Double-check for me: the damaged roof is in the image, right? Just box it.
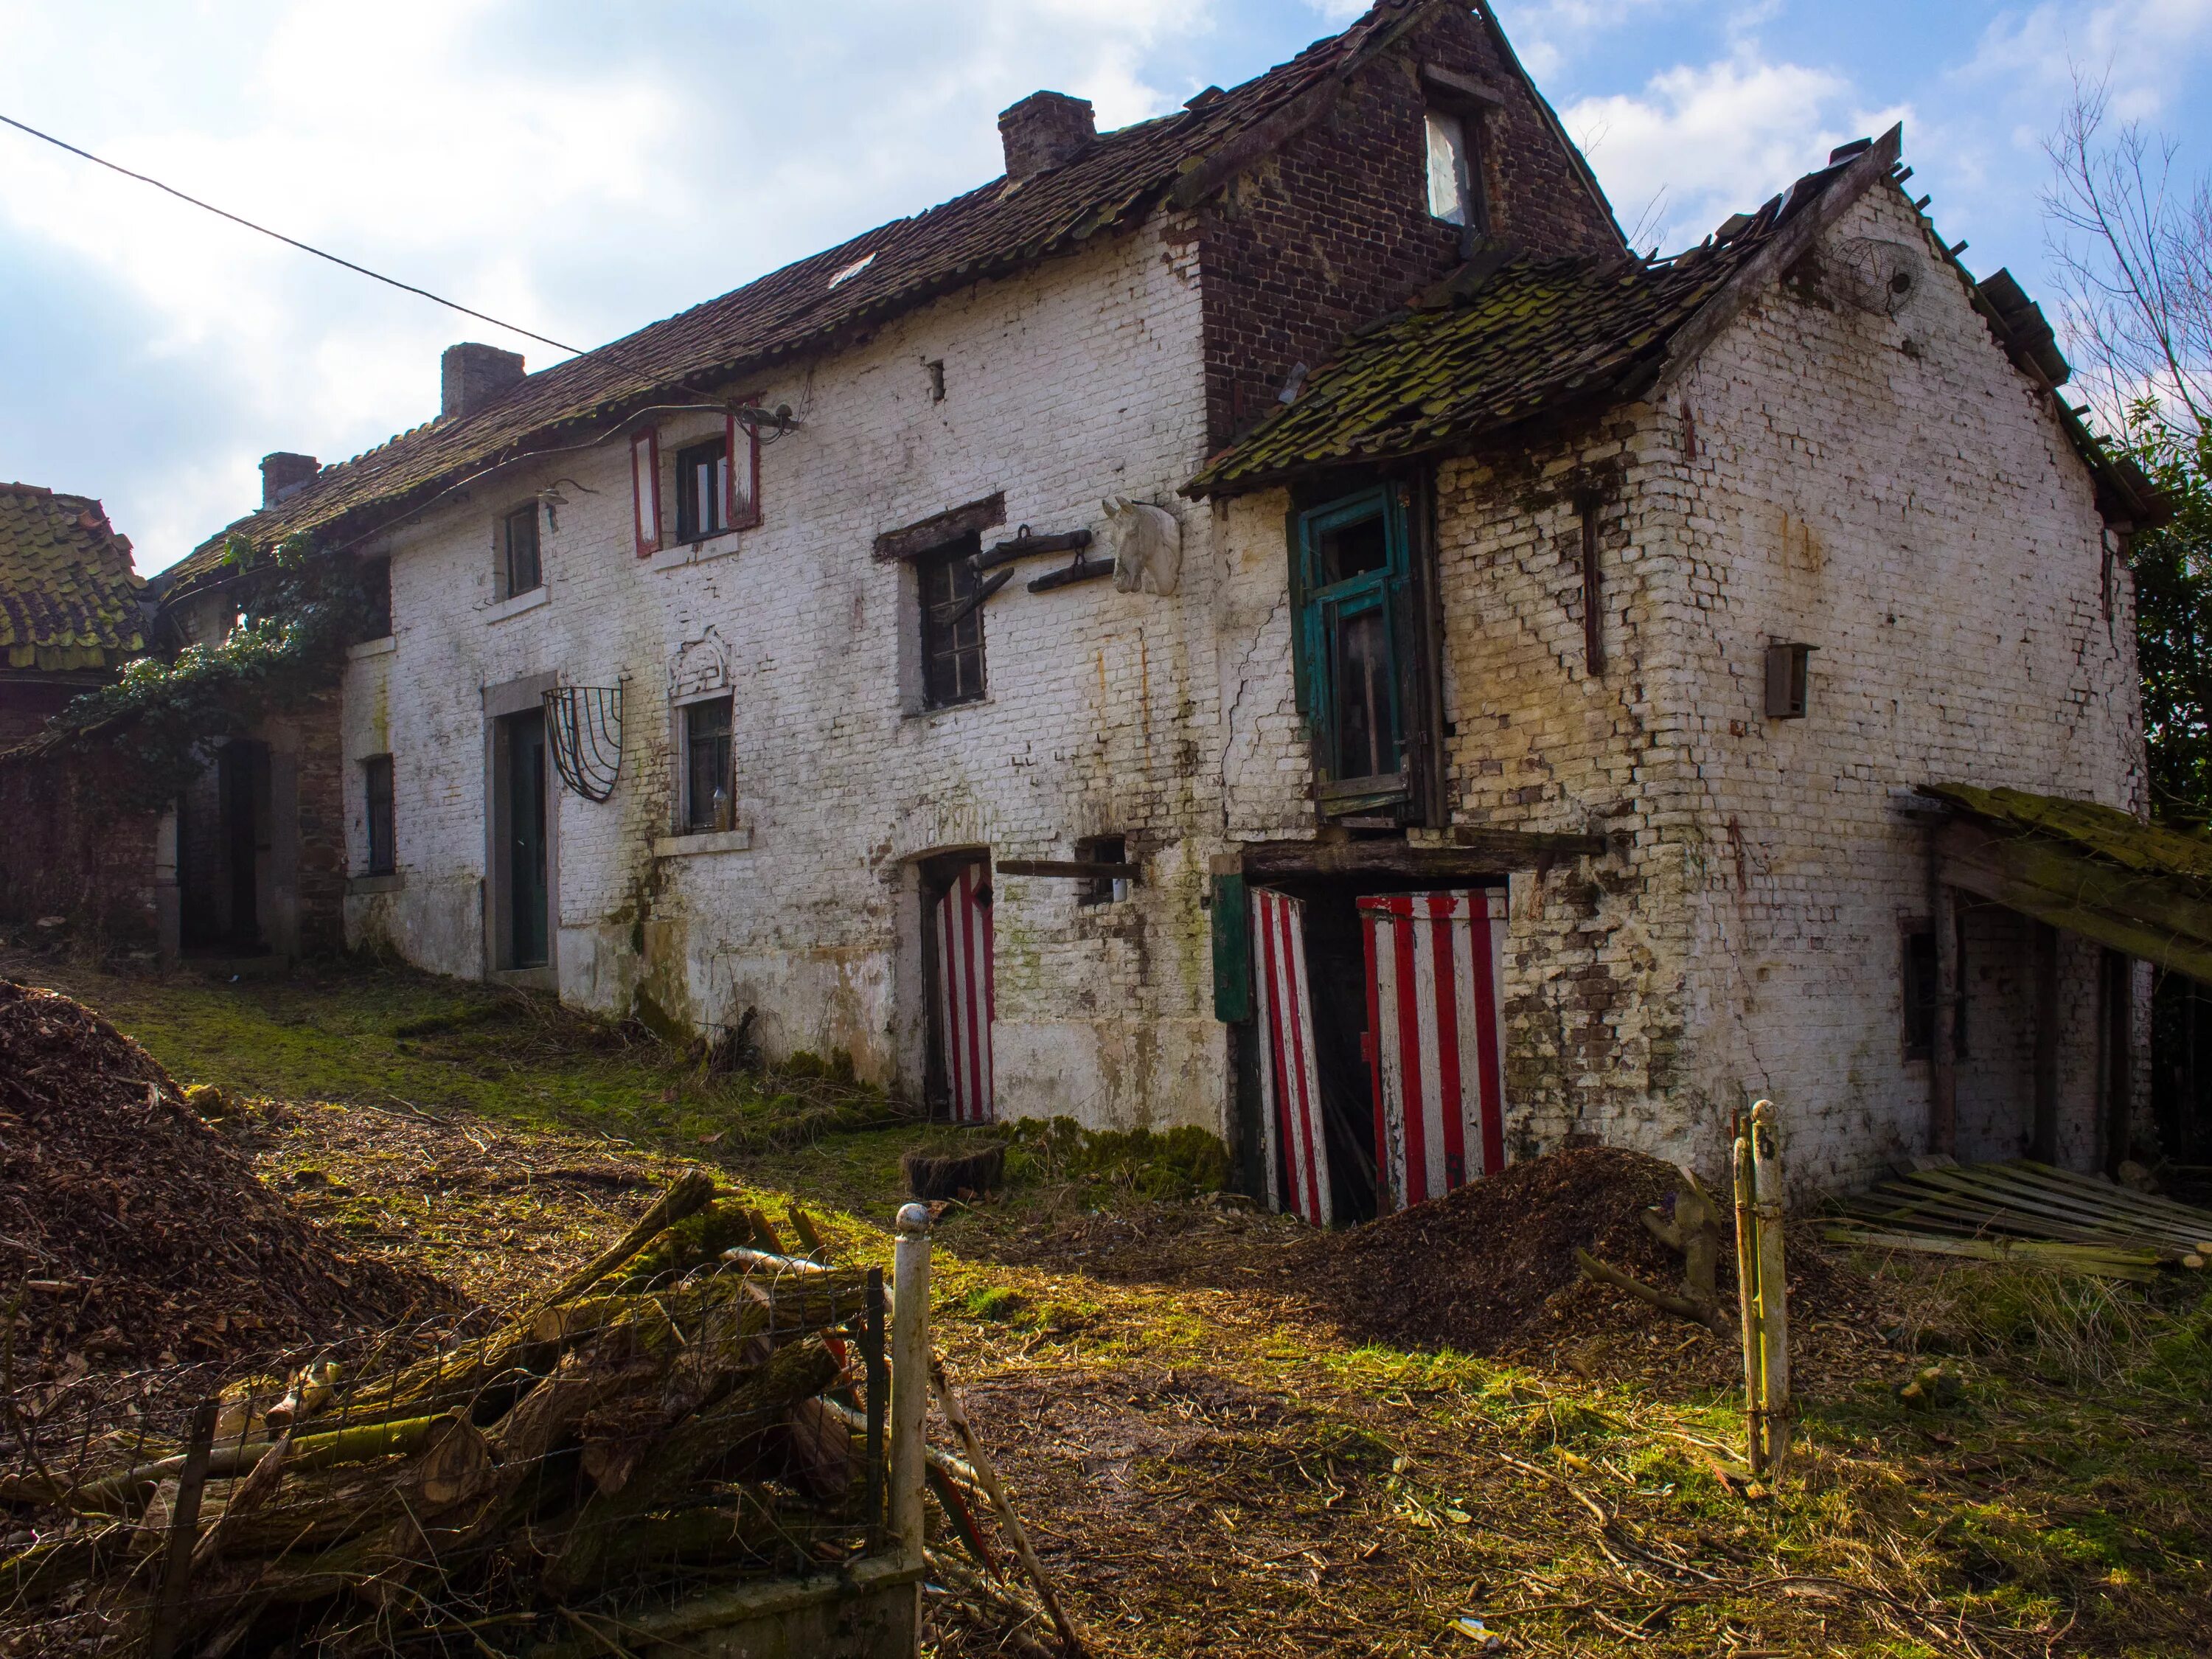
[0,484,146,675]
[1924,783,2212,982]
[1186,129,2163,525]
[162,0,1463,599]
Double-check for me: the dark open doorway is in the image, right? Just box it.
[179,737,269,954]
[498,709,550,970]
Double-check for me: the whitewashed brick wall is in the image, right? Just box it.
[340,218,1293,1132]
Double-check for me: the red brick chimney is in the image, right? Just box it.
[998,91,1096,181]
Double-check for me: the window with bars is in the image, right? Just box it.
[683,696,734,832]
[501,505,541,597]
[363,754,396,876]
[919,544,987,709]
[675,438,729,543]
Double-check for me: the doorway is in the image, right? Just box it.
[179,738,269,953]
[919,852,993,1122]
[497,709,550,970]
[1247,880,1507,1224]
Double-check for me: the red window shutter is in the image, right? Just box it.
[630,428,661,557]
[726,408,762,531]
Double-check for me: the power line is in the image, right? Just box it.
[0,111,581,356]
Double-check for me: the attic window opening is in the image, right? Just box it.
[1764,641,1814,720]
[1425,108,1481,230]
[830,251,877,289]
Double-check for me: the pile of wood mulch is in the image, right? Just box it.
[1282,1147,1691,1354]
[0,979,456,1382]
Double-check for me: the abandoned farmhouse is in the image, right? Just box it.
[5,0,2193,1219]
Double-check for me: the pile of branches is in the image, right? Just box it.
[1,1174,883,1657]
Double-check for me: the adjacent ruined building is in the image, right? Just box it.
[126,0,2175,1210]
[0,483,156,942]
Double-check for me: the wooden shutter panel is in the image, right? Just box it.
[726,409,762,531]
[630,428,661,557]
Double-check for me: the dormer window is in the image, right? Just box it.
[1425,108,1477,227]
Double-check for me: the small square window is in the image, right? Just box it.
[501,505,541,597]
[357,556,393,641]
[1425,108,1475,226]
[1077,835,1128,905]
[363,754,396,876]
[683,697,734,831]
[675,438,729,543]
[919,544,987,709]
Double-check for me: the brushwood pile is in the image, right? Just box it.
[0,980,451,1381]
[0,1175,890,1658]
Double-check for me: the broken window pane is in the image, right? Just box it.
[684,697,734,831]
[1318,512,1388,585]
[921,546,987,709]
[1332,607,1399,780]
[1426,109,1470,226]
[501,506,540,596]
[675,437,728,542]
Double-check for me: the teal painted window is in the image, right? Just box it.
[1295,485,1411,790]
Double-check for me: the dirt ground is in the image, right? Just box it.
[7,945,2211,1658]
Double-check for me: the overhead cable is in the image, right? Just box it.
[0,111,580,355]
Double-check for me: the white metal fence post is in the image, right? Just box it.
[889,1201,933,1566]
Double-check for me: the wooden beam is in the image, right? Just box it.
[1936,819,2212,984]
[995,860,1140,881]
[2032,921,2059,1164]
[1240,832,1592,882]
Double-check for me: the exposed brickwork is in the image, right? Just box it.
[0,748,159,943]
[1196,6,1620,450]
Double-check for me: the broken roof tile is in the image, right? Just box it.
[0,483,146,673]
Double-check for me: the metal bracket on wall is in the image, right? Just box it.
[543,680,626,801]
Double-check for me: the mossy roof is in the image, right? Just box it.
[0,483,145,673]
[159,0,1461,601]
[1924,785,2212,894]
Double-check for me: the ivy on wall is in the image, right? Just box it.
[31,536,383,815]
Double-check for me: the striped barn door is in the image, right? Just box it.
[1358,890,1508,1212]
[1251,887,1332,1225]
[934,863,995,1123]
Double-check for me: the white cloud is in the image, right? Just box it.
[0,0,1212,570]
[1562,54,1907,252]
[1967,0,2212,123]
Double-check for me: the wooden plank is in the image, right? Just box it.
[1922,1165,2209,1251]
[1026,555,1115,593]
[872,493,1004,564]
[1992,1161,2212,1238]
[1930,877,1958,1155]
[975,528,1091,574]
[995,860,1140,880]
[1242,831,1596,882]
[148,1399,219,1659]
[1211,874,1252,1024]
[1823,1226,2159,1279]
[1848,1183,2194,1260]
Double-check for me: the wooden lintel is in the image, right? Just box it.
[1239,833,1584,882]
[997,860,1140,881]
[1450,824,1609,860]
[1936,818,2212,982]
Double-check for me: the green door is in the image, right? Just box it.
[507,710,549,969]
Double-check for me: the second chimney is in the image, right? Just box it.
[260,451,319,508]
[998,91,1096,181]
[441,342,526,420]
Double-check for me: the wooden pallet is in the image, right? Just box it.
[1825,1158,2212,1279]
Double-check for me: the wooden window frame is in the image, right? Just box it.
[1295,484,1412,813]
[681,694,734,832]
[363,754,396,877]
[500,504,542,597]
[918,539,987,710]
[674,436,728,544]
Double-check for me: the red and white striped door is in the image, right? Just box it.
[1251,887,1332,1225]
[935,863,995,1123]
[1359,890,1508,1211]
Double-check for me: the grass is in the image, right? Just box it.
[8,945,2211,1656]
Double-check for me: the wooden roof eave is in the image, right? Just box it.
[1935,815,2212,984]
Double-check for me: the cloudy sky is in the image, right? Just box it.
[4,0,2211,574]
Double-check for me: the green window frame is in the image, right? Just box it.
[1295,484,1413,809]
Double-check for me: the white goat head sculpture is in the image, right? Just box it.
[1101,495,1183,597]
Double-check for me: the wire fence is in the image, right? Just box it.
[2,1254,888,1658]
